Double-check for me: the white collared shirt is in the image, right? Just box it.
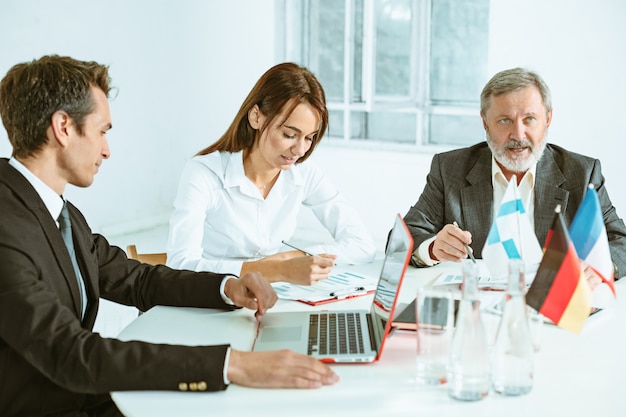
[166,151,376,275]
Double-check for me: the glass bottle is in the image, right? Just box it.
[491,259,534,395]
[447,261,490,401]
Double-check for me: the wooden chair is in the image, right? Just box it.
[126,244,167,266]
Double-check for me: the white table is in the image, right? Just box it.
[112,261,626,417]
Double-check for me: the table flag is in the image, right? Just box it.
[526,206,592,334]
[481,175,543,280]
[569,184,616,296]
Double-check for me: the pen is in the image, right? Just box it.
[281,240,314,256]
[329,287,366,298]
[453,221,477,263]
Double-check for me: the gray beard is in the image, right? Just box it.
[486,131,547,173]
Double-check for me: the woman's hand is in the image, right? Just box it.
[242,252,337,285]
[279,254,337,285]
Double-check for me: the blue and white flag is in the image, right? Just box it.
[482,176,543,281]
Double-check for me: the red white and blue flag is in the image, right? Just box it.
[569,185,616,297]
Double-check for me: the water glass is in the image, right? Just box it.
[415,287,454,384]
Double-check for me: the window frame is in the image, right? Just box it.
[277,0,487,152]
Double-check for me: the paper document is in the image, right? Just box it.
[433,270,537,289]
[433,273,506,288]
[272,271,378,306]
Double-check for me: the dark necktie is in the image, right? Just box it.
[58,202,87,318]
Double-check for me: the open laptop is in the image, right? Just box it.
[253,214,414,363]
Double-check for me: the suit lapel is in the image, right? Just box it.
[461,149,493,257]
[534,149,568,246]
[0,159,85,317]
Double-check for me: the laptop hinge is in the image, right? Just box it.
[366,313,377,352]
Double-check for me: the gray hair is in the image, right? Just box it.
[480,68,552,118]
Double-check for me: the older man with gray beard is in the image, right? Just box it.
[398,67,626,287]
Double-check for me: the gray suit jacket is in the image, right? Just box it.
[402,143,626,277]
[0,159,238,416]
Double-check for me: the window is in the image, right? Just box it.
[281,0,489,149]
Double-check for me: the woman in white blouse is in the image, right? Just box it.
[166,63,376,285]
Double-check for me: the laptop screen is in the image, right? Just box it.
[369,214,414,354]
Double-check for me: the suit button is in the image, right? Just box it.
[189,382,198,391]
[178,382,188,391]
[198,381,207,391]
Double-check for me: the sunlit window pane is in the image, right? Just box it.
[430,0,489,104]
[429,114,484,146]
[375,0,413,97]
[350,111,416,143]
[349,111,366,138]
[310,0,345,101]
[352,0,364,102]
[369,111,416,143]
[327,110,344,138]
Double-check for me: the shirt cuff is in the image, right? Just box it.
[223,346,232,385]
[220,275,238,305]
[415,236,440,267]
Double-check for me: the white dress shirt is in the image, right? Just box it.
[166,151,376,275]
[415,156,537,265]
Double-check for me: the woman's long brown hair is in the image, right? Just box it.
[197,62,328,164]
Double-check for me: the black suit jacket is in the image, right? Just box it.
[402,143,626,276]
[0,159,238,416]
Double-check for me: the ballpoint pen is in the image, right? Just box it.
[453,221,477,263]
[329,287,366,298]
[281,240,314,256]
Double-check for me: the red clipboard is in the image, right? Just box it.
[271,271,379,306]
[296,288,377,306]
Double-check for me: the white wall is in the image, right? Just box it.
[1,0,625,253]
[0,0,277,237]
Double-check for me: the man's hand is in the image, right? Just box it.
[224,272,277,318]
[582,262,603,291]
[228,349,340,389]
[430,223,473,263]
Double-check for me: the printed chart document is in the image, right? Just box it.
[430,271,542,318]
[433,272,506,289]
[432,269,537,290]
[271,270,378,306]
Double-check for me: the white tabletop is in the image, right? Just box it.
[112,261,626,417]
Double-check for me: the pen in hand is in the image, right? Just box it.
[453,221,476,263]
[281,240,314,256]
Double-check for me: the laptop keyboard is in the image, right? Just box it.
[307,312,365,355]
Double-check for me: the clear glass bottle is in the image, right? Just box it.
[447,261,490,401]
[491,259,534,395]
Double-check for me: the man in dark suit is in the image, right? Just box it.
[402,68,626,285]
[0,55,338,417]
